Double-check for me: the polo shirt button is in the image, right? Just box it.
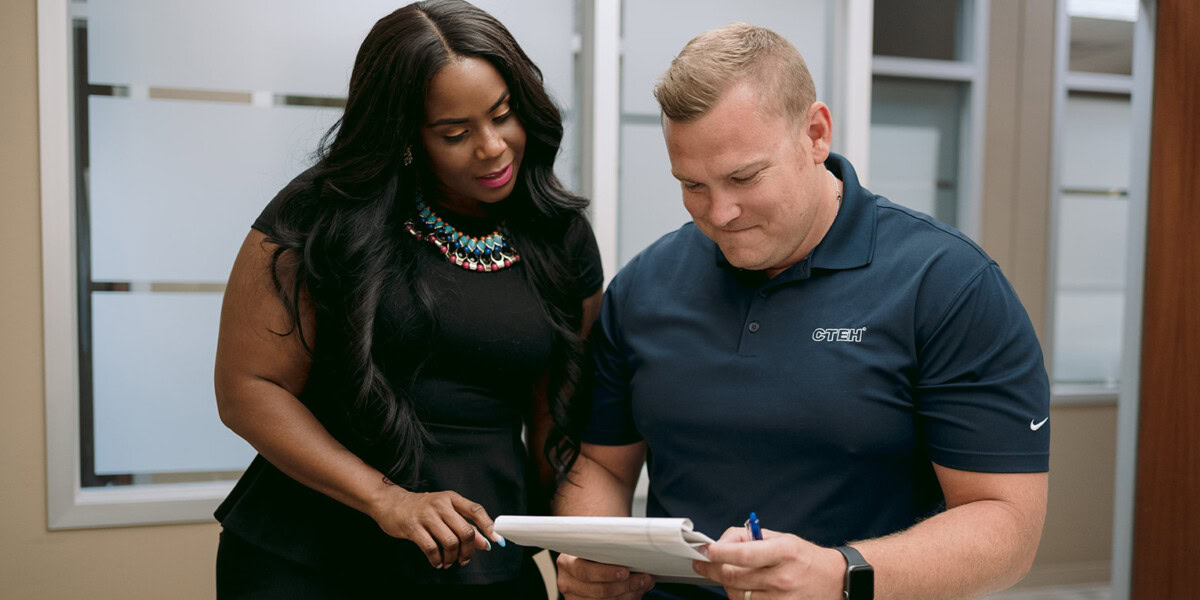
[748,321,760,333]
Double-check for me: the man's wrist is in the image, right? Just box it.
[832,544,875,600]
[824,546,851,599]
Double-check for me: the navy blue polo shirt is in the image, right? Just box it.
[585,154,1049,554]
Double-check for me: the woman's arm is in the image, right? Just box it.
[214,229,497,568]
[528,291,605,492]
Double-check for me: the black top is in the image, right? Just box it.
[215,171,603,584]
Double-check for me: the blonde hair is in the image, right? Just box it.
[653,22,816,123]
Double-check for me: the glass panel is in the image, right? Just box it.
[1056,193,1129,290]
[621,0,830,116]
[1061,93,1132,190]
[1067,0,1136,75]
[869,77,965,226]
[89,0,577,109]
[92,292,255,475]
[88,96,337,283]
[1052,92,1132,386]
[1052,291,1124,385]
[617,123,693,265]
[873,0,966,61]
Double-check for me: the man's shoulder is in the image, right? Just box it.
[873,196,995,275]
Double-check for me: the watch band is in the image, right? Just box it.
[834,545,874,600]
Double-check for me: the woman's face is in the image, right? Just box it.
[419,57,526,216]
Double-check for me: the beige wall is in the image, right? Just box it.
[0,2,219,598]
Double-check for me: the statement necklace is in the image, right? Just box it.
[404,196,521,272]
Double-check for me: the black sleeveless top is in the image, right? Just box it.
[215,171,603,584]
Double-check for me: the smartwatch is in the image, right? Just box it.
[833,545,874,600]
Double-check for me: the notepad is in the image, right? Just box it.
[493,516,716,584]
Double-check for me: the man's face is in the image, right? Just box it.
[663,82,831,275]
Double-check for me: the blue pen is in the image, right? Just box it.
[746,512,763,541]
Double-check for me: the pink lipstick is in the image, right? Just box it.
[477,163,513,188]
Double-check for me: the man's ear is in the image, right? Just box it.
[805,102,833,163]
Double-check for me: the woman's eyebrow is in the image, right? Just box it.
[427,91,510,127]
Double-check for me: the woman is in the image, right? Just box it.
[212,2,602,597]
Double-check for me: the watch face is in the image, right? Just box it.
[847,565,874,600]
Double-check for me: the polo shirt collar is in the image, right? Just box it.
[713,153,876,275]
[810,153,876,271]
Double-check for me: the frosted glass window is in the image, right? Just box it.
[1052,292,1125,385]
[89,97,338,283]
[1052,92,1132,386]
[92,293,255,474]
[618,123,693,265]
[621,0,830,116]
[1056,193,1129,290]
[617,0,831,266]
[869,125,941,217]
[89,0,577,109]
[869,77,966,226]
[1061,93,1132,191]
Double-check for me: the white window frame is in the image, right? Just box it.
[39,0,236,528]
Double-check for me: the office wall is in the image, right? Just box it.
[0,2,218,598]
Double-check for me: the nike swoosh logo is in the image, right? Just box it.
[1030,417,1049,431]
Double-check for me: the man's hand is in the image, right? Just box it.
[557,553,655,599]
[692,527,844,600]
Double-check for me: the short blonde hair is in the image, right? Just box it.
[653,22,816,123]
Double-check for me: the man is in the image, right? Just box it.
[553,23,1049,600]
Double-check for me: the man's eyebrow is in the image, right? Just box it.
[723,160,768,179]
[671,160,769,182]
[427,91,511,127]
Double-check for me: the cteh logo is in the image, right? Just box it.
[812,327,866,342]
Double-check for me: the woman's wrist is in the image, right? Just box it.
[358,473,408,522]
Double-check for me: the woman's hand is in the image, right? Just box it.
[369,487,501,569]
[692,527,845,600]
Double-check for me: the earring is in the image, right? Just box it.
[403,146,413,167]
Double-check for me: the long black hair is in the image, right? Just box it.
[264,0,591,488]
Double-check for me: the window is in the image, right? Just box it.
[1050,0,1137,398]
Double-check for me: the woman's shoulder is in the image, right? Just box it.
[252,166,322,237]
[561,213,604,297]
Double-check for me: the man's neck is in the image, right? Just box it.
[764,172,842,279]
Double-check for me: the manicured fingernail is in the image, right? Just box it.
[484,538,492,551]
[461,559,471,566]
[493,533,506,547]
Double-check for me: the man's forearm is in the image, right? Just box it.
[854,495,1044,600]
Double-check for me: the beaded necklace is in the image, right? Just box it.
[404,195,521,272]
